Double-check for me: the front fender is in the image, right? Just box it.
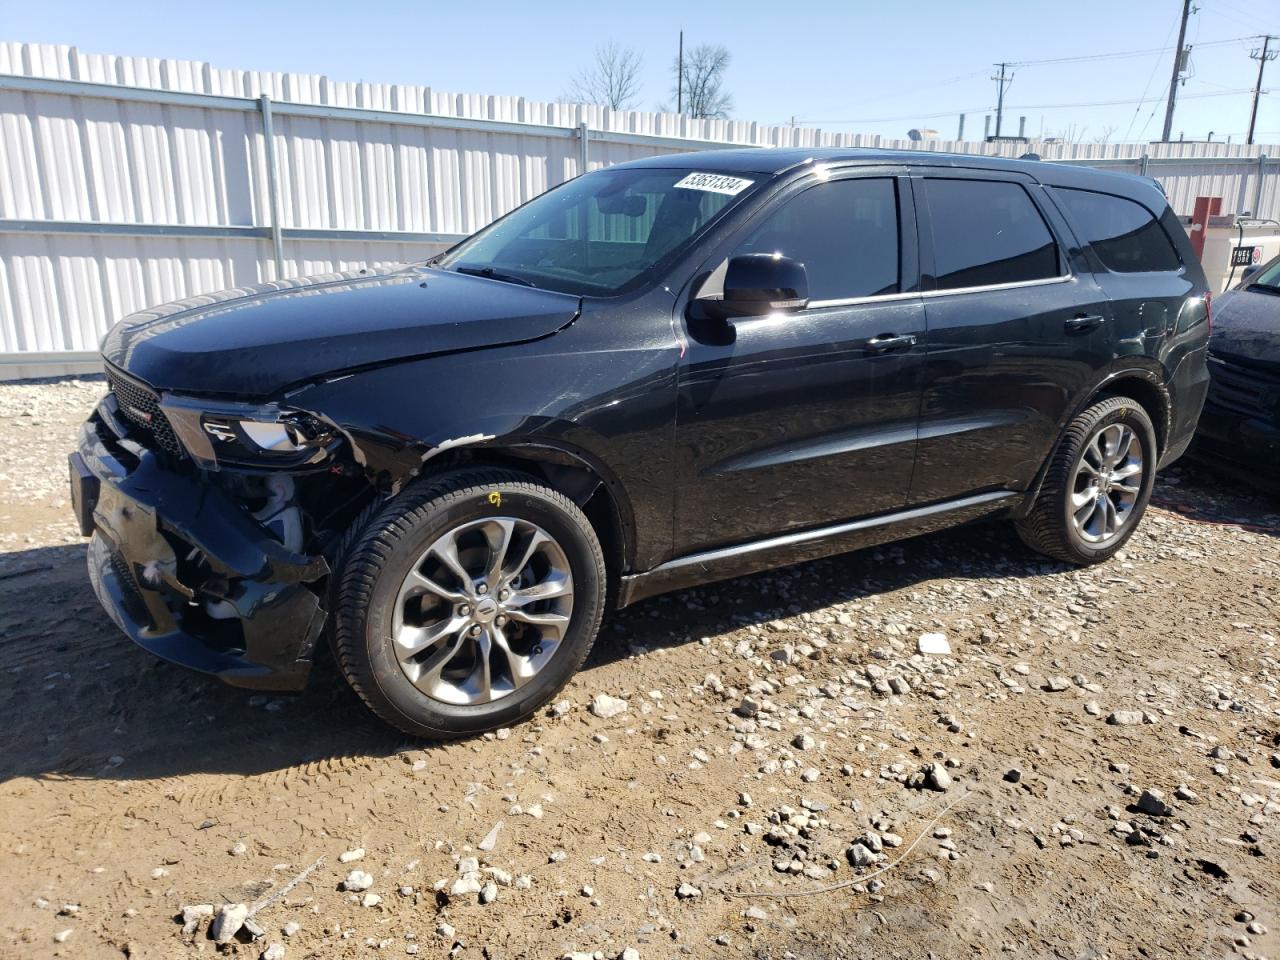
[287,339,680,571]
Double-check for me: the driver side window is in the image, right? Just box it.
[733,178,901,301]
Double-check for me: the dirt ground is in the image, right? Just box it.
[0,377,1278,960]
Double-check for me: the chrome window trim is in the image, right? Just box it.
[919,272,1074,299]
[806,290,922,309]
[804,273,1072,310]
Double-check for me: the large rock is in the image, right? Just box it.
[926,763,953,792]
[1135,789,1173,817]
[180,904,213,925]
[846,842,877,867]
[211,903,249,944]
[451,874,483,898]
[1108,710,1145,726]
[590,694,629,719]
[918,633,951,656]
[342,870,374,892]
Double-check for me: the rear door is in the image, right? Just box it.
[1047,185,1196,342]
[673,169,926,554]
[1046,187,1206,452]
[908,171,1115,505]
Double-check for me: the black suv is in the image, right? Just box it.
[1195,252,1280,479]
[70,149,1210,738]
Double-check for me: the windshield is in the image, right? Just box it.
[1247,256,1280,292]
[435,167,763,296]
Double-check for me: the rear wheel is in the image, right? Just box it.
[1016,396,1158,565]
[333,468,605,739]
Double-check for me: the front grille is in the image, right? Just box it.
[1206,355,1280,420]
[106,366,183,457]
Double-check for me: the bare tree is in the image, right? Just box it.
[1092,124,1117,145]
[669,43,733,119]
[1046,123,1088,145]
[565,42,643,111]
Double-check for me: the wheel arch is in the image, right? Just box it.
[1015,366,1170,518]
[1095,373,1170,455]
[418,441,636,585]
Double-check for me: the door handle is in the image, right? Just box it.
[865,333,918,354]
[1064,314,1106,333]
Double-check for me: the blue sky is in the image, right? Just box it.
[3,0,1278,143]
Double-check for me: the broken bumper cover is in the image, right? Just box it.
[73,405,330,691]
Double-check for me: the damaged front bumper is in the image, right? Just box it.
[72,398,330,690]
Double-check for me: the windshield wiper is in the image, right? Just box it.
[453,265,536,287]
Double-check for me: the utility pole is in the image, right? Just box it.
[677,31,684,115]
[1161,0,1193,142]
[1247,35,1278,145]
[991,62,1012,137]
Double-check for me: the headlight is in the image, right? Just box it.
[209,414,331,454]
[238,420,309,452]
[159,396,336,469]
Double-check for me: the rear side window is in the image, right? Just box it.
[1052,187,1181,273]
[923,179,1060,290]
[733,178,900,301]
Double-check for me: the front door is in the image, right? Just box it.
[673,172,926,555]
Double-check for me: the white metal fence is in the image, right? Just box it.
[2,41,1278,378]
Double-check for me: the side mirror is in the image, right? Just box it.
[1240,263,1261,283]
[702,254,809,319]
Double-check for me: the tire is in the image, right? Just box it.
[319,494,387,662]
[1016,396,1158,565]
[333,468,606,739]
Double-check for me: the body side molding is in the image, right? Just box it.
[617,490,1018,606]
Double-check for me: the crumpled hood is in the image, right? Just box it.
[102,265,581,397]
[1210,287,1280,371]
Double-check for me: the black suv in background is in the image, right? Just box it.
[1195,252,1280,479]
[70,149,1210,738]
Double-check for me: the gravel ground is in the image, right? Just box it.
[0,377,1278,960]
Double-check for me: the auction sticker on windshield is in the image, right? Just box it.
[674,172,755,195]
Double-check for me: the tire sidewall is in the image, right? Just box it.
[1062,402,1158,561]
[357,483,603,735]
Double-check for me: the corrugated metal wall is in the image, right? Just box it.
[2,41,1277,374]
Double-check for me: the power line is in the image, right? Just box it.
[1124,8,1185,140]
[787,28,1273,136]
[797,87,1256,127]
[1205,0,1275,33]
[1007,33,1256,67]
[1136,74,1175,141]
[788,70,989,125]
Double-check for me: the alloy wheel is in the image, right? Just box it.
[1069,423,1145,544]
[390,517,573,705]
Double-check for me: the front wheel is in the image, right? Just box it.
[333,468,606,739]
[1016,396,1158,565]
